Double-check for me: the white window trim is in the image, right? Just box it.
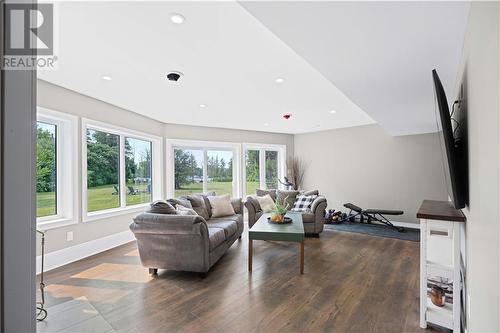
[82,118,163,222]
[166,139,242,198]
[242,143,287,195]
[36,107,79,230]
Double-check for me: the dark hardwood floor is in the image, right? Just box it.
[38,227,427,333]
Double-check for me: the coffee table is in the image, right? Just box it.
[248,212,305,274]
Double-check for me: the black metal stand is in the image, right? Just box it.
[37,230,48,321]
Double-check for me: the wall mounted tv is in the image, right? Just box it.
[432,69,468,209]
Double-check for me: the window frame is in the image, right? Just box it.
[82,118,162,222]
[242,143,286,195]
[36,107,78,230]
[166,139,242,198]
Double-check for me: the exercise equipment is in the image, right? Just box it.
[342,203,405,232]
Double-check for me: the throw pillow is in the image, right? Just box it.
[176,205,198,216]
[291,194,318,212]
[146,200,176,214]
[207,194,236,218]
[167,198,192,209]
[256,189,277,201]
[254,194,276,213]
[277,190,300,210]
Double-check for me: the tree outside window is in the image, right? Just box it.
[36,122,57,217]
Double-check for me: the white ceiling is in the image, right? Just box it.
[241,1,470,136]
[39,1,375,135]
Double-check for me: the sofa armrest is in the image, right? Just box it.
[130,213,207,235]
[311,196,327,214]
[245,197,262,228]
[231,198,243,215]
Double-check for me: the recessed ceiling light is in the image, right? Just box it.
[199,104,206,108]
[275,78,285,84]
[102,75,112,81]
[264,123,269,126]
[170,13,185,24]
[329,110,336,114]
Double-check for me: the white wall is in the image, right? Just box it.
[294,124,448,224]
[37,80,294,255]
[455,3,500,331]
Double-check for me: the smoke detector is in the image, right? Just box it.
[166,71,183,82]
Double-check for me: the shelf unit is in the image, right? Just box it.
[417,200,466,332]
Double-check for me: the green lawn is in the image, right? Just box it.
[37,181,262,217]
[36,183,152,217]
[36,191,56,217]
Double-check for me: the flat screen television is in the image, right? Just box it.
[432,69,468,209]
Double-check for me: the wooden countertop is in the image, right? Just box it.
[417,200,466,222]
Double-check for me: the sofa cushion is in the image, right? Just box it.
[301,212,315,223]
[206,219,238,237]
[167,198,192,209]
[146,200,176,214]
[277,190,300,210]
[194,192,216,217]
[208,194,236,218]
[208,227,226,250]
[256,189,277,201]
[302,189,319,196]
[184,195,210,221]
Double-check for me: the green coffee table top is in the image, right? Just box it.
[249,212,304,242]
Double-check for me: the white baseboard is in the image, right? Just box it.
[391,220,421,229]
[36,230,135,274]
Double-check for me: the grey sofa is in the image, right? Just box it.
[130,196,244,275]
[245,189,327,236]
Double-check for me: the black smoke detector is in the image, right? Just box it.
[166,71,183,82]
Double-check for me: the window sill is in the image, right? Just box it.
[37,217,76,231]
[83,204,149,222]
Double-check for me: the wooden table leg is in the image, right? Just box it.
[300,242,304,274]
[248,239,253,272]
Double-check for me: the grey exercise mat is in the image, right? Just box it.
[324,222,420,242]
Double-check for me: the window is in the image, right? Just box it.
[83,119,162,219]
[265,150,279,189]
[168,140,240,198]
[36,122,57,217]
[174,148,203,197]
[86,129,120,212]
[36,107,78,229]
[125,138,152,206]
[207,150,233,196]
[243,144,286,195]
[245,149,260,196]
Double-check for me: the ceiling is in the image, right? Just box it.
[39,1,470,136]
[39,1,374,135]
[241,1,470,136]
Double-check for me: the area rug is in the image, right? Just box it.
[324,222,420,242]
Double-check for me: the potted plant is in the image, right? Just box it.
[270,196,289,222]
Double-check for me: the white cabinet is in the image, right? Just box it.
[418,200,466,332]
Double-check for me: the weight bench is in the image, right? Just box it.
[342,203,405,232]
